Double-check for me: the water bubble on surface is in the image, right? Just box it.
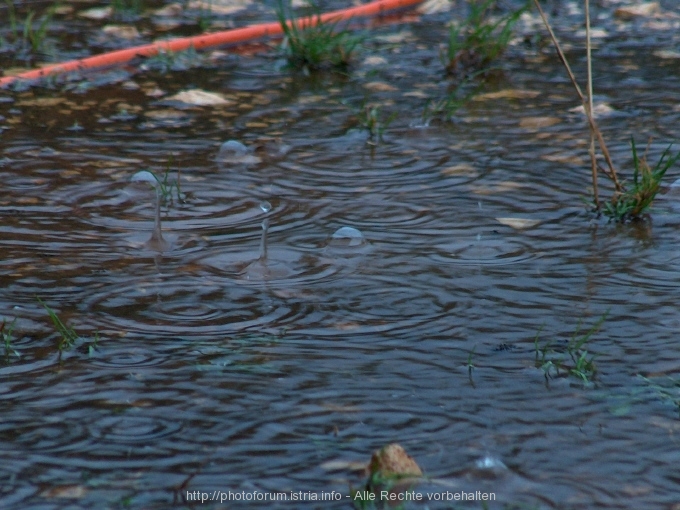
[470,455,510,480]
[131,170,159,188]
[329,226,366,247]
[475,455,507,471]
[218,139,247,157]
[260,200,272,214]
[216,140,261,165]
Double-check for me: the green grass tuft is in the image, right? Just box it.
[444,0,527,75]
[534,314,606,385]
[602,139,680,222]
[276,0,361,72]
[1,318,20,361]
[38,298,79,352]
[1,0,58,56]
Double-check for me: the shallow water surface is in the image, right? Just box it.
[2,1,680,509]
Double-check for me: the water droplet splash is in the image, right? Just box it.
[260,200,272,214]
[258,201,272,262]
[130,170,169,252]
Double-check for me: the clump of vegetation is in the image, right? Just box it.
[38,298,101,358]
[155,159,184,203]
[422,75,483,123]
[531,0,679,222]
[637,375,680,419]
[355,103,396,145]
[111,0,145,21]
[141,46,207,73]
[602,139,680,222]
[276,0,361,72]
[444,0,526,75]
[0,0,58,57]
[39,298,80,353]
[534,314,606,385]
[1,318,19,362]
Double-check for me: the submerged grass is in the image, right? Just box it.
[38,298,101,358]
[422,66,492,123]
[276,0,361,72]
[637,375,680,419]
[38,298,79,352]
[603,139,680,222]
[1,0,58,56]
[444,0,527,75]
[141,46,206,73]
[111,0,144,21]
[354,103,396,144]
[532,0,678,222]
[156,158,184,203]
[534,314,606,385]
[1,318,19,361]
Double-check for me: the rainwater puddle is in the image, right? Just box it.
[2,1,680,509]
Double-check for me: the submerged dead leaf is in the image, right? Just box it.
[153,3,183,16]
[614,2,660,20]
[321,403,361,413]
[519,116,561,129]
[440,163,476,176]
[362,56,388,66]
[474,89,540,101]
[569,102,617,118]
[575,27,608,38]
[418,0,451,14]
[187,0,252,15]
[364,82,397,92]
[320,459,367,472]
[102,25,141,39]
[541,153,585,165]
[495,217,540,230]
[145,109,189,119]
[654,50,680,59]
[41,485,87,499]
[471,181,523,195]
[78,6,112,19]
[167,89,232,106]
[403,90,429,98]
[16,97,65,107]
[375,31,413,44]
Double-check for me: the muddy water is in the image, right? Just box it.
[2,1,680,508]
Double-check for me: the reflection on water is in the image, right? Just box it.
[2,2,680,509]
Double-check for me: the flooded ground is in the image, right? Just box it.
[2,0,680,508]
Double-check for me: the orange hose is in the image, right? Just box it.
[0,0,424,87]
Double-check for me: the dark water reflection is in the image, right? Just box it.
[2,1,680,508]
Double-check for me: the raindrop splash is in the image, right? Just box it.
[258,201,272,262]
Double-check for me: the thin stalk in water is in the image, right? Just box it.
[531,0,621,193]
[585,0,599,209]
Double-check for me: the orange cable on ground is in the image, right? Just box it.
[0,0,424,88]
